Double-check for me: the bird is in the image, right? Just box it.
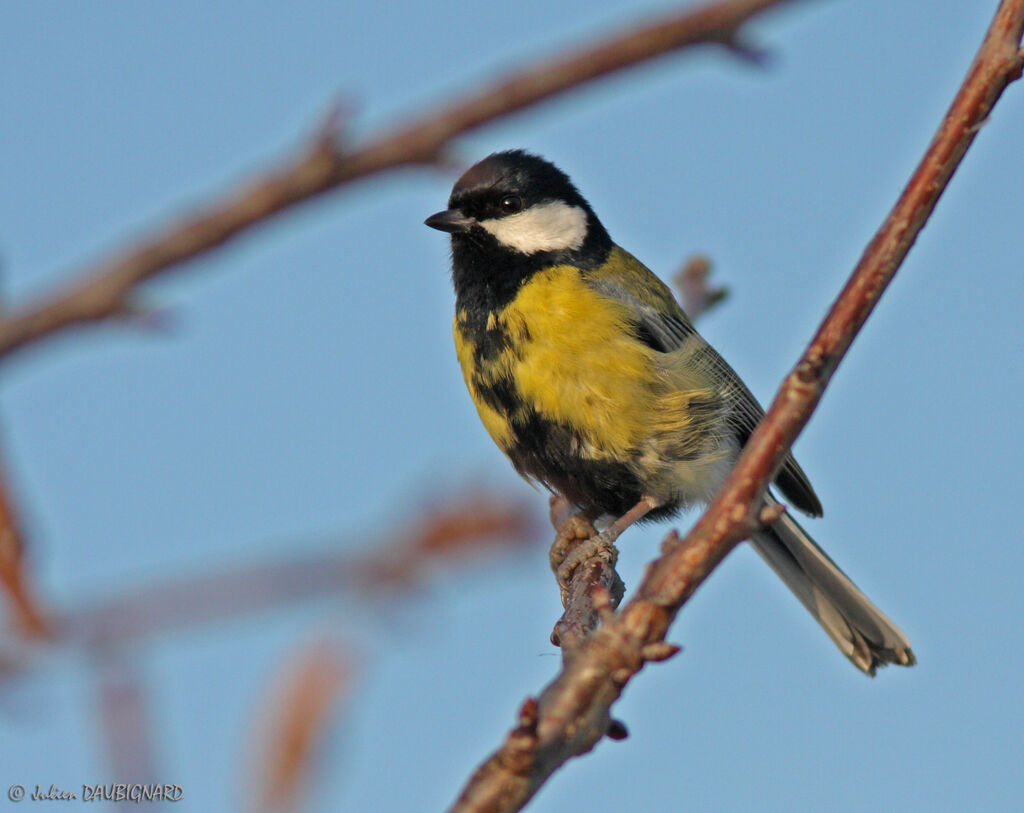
[425,149,915,675]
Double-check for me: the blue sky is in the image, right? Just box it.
[2,2,1023,811]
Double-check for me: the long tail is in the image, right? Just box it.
[749,500,915,676]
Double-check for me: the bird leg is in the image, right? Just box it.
[552,496,660,602]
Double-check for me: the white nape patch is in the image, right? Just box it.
[479,200,587,254]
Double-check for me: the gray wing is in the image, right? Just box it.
[587,276,823,518]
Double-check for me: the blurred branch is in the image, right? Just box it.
[46,493,539,651]
[248,639,356,813]
[0,492,537,682]
[0,442,49,637]
[673,254,729,319]
[0,0,800,361]
[451,3,1024,810]
[95,656,162,788]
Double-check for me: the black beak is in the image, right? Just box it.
[424,209,475,234]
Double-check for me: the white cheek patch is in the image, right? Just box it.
[479,200,588,254]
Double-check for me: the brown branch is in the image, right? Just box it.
[0,492,536,680]
[0,441,50,637]
[45,493,538,651]
[0,0,799,361]
[451,3,1024,811]
[246,639,356,813]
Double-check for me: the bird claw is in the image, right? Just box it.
[554,529,619,602]
[548,514,598,572]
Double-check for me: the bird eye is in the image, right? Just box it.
[499,195,523,214]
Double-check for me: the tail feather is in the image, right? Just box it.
[749,500,915,676]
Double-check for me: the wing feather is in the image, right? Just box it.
[584,250,823,517]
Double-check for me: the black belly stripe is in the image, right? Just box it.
[459,308,530,369]
[458,293,679,521]
[476,376,519,417]
[509,410,679,521]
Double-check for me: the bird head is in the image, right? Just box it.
[425,150,611,257]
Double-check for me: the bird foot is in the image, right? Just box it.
[552,525,619,604]
[548,513,597,573]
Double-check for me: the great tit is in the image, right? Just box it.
[425,149,914,675]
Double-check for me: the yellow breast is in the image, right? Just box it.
[501,266,657,457]
[456,263,690,460]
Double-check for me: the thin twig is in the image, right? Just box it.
[451,3,1024,810]
[0,0,799,361]
[0,441,49,636]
